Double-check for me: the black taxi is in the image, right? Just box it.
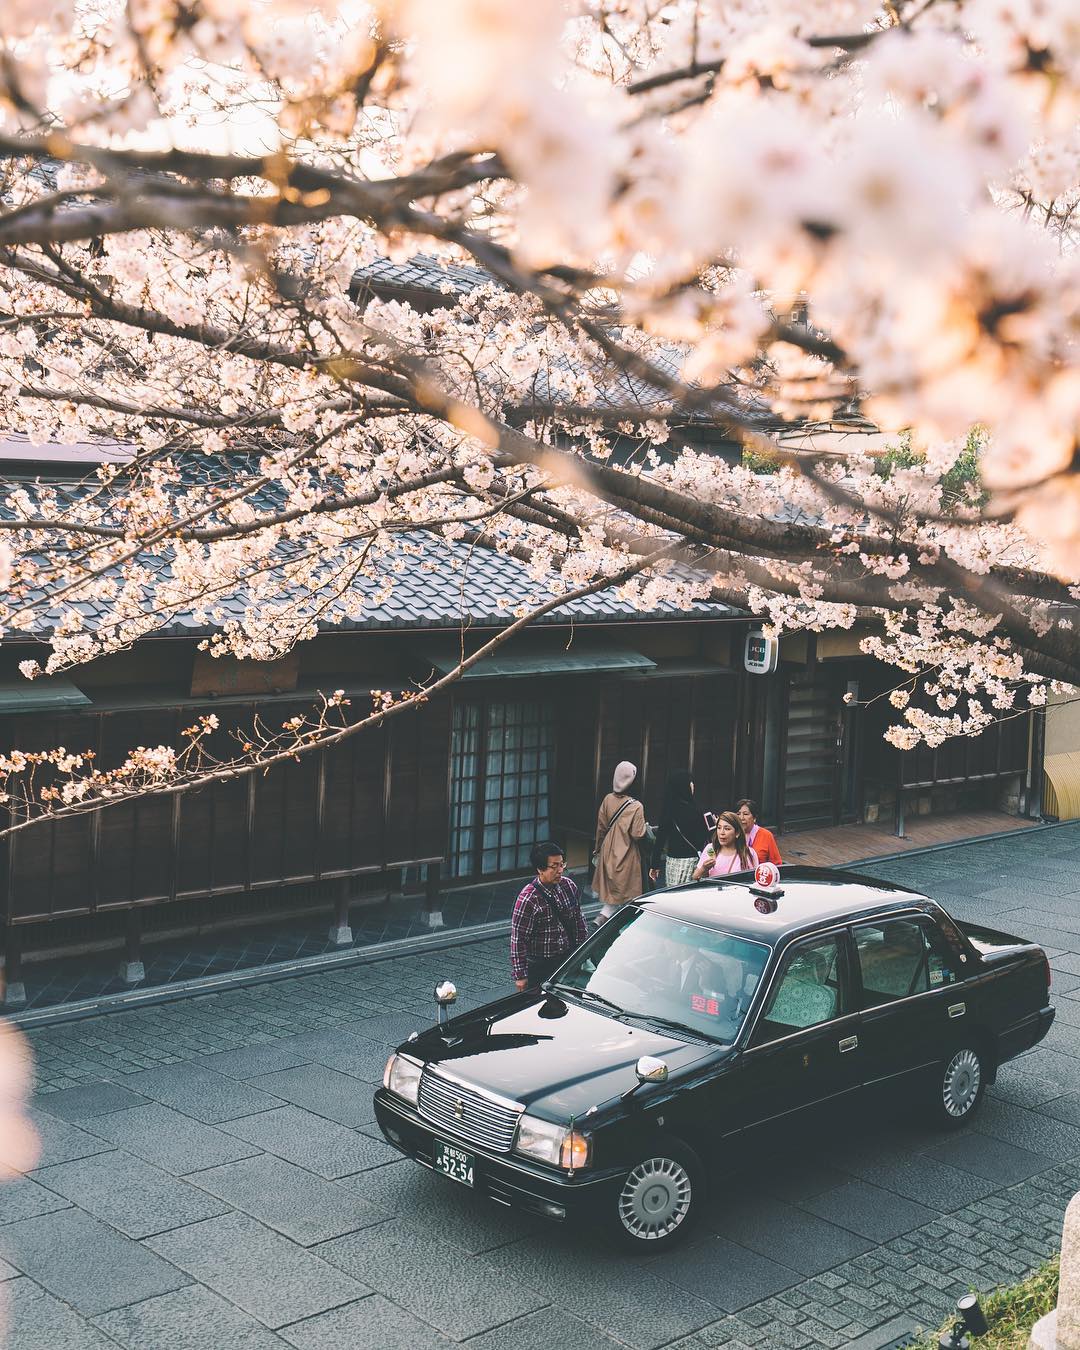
[373,866,1054,1250]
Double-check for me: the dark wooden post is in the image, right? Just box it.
[894,752,907,839]
[119,907,145,985]
[328,877,353,947]
[424,860,443,930]
[3,923,25,1008]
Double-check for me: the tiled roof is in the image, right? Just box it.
[352,254,762,426]
[3,455,743,643]
[351,253,493,300]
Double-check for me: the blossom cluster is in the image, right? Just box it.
[0,0,1074,768]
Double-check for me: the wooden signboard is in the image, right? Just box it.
[189,650,300,697]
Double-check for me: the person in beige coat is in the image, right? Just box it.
[593,761,647,921]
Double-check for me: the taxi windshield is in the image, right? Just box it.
[553,908,769,1043]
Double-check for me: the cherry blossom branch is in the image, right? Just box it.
[0,544,676,839]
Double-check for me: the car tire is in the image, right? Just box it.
[930,1043,986,1129]
[609,1137,705,1252]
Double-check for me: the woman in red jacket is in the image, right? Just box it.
[736,799,782,866]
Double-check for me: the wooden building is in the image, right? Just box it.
[0,601,1040,1001]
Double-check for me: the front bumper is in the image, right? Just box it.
[374,1089,623,1224]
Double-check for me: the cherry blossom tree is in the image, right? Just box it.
[0,0,1076,817]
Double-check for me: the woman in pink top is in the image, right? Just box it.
[692,811,757,880]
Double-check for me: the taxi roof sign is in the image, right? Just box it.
[749,862,783,906]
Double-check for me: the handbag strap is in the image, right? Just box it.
[595,797,632,855]
[672,817,699,853]
[533,881,578,949]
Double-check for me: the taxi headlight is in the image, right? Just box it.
[513,1113,591,1170]
[383,1053,422,1105]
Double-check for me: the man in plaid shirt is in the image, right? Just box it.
[511,842,589,990]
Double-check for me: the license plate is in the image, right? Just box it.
[433,1140,475,1187]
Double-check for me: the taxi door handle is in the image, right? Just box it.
[948,1002,966,1019]
[838,1036,858,1053]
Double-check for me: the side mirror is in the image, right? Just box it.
[635,1055,669,1084]
[434,980,457,1026]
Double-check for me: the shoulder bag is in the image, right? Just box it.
[590,798,632,868]
[533,881,581,952]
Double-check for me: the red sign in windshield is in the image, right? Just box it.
[690,994,722,1017]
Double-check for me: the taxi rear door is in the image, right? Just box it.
[850,913,971,1090]
[732,929,863,1129]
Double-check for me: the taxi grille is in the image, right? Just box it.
[418,1068,522,1153]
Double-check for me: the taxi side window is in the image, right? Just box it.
[855,919,956,1004]
[923,922,961,989]
[754,936,843,1043]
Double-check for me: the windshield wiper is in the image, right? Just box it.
[549,985,625,1015]
[626,1011,716,1042]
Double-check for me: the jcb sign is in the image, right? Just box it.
[743,630,779,675]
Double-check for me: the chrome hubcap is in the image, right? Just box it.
[942,1049,981,1117]
[618,1157,692,1240]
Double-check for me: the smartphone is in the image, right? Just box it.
[703,811,718,831]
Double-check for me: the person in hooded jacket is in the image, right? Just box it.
[649,771,706,889]
[593,761,647,922]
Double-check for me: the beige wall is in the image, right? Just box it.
[1047,691,1080,755]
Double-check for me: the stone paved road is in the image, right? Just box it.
[4,826,1080,1350]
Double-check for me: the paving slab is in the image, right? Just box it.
[274,1029,394,1084]
[973,1098,1080,1159]
[991,1063,1077,1106]
[189,1153,387,1245]
[800,1180,936,1242]
[352,1011,430,1044]
[708,1193,872,1275]
[145,1211,368,1330]
[86,1102,261,1175]
[1048,997,1080,1028]
[1036,1093,1080,1127]
[94,1282,289,1349]
[34,1150,228,1239]
[221,1105,398,1178]
[22,1109,114,1169]
[120,1063,284,1123]
[1042,1022,1080,1059]
[2,1277,120,1350]
[316,1218,548,1341]
[342,1159,544,1254]
[2,1207,189,1315]
[1017,1046,1080,1091]
[247,1064,377,1128]
[922,1132,1053,1185]
[760,1159,852,1203]
[197,1041,316,1080]
[482,1230,720,1349]
[830,1150,996,1211]
[277,1294,453,1350]
[0,1177,71,1226]
[460,1306,631,1350]
[34,1082,148,1120]
[639,1232,802,1311]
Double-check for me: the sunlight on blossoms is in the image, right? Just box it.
[0,0,1076,770]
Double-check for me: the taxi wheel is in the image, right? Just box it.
[611,1138,704,1251]
[931,1044,986,1128]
